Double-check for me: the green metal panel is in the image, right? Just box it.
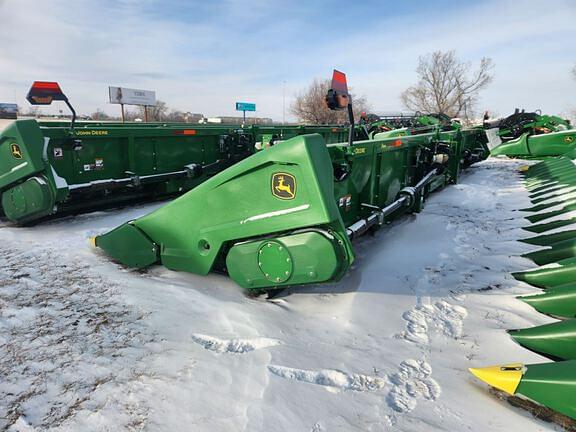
[520,283,576,318]
[0,119,366,224]
[1,176,55,223]
[226,231,348,289]
[94,222,158,268]
[516,361,576,420]
[513,256,576,288]
[0,120,46,189]
[95,123,486,290]
[523,237,576,265]
[509,320,576,360]
[97,134,355,287]
[521,229,576,246]
[491,129,576,158]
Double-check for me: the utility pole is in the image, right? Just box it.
[282,80,286,125]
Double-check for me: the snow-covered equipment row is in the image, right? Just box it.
[0,82,362,225]
[470,154,576,425]
[93,70,490,293]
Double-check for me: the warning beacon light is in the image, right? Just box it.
[325,69,355,146]
[26,81,68,105]
[26,81,77,129]
[325,70,350,110]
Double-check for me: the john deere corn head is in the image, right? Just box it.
[470,151,576,426]
[94,70,489,292]
[488,109,575,158]
[0,82,357,225]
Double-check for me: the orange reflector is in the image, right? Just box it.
[174,129,197,135]
[393,140,402,147]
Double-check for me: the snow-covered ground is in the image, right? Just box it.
[0,158,566,431]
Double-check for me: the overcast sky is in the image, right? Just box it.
[0,0,574,120]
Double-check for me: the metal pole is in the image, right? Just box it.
[347,103,354,146]
[64,98,77,130]
[121,104,125,123]
[243,110,246,125]
[144,106,148,123]
[282,80,286,125]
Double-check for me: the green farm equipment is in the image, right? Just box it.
[470,147,576,425]
[94,70,489,292]
[488,109,575,158]
[364,112,461,139]
[496,109,570,141]
[470,361,576,421]
[0,82,367,225]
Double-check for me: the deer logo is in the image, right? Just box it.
[271,172,296,200]
[10,144,23,159]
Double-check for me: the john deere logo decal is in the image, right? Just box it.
[565,135,574,144]
[10,144,22,159]
[271,172,296,200]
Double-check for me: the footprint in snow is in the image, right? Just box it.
[386,359,441,414]
[191,334,281,354]
[398,300,468,344]
[267,365,386,393]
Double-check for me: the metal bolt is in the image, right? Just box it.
[276,277,281,282]
[258,262,262,266]
[285,271,290,275]
[267,243,272,248]
[278,246,283,251]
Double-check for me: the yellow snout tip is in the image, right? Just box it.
[89,237,97,247]
[469,363,524,395]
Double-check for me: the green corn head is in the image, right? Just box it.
[95,125,489,291]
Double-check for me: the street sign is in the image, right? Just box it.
[109,86,156,106]
[235,102,256,112]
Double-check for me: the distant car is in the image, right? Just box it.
[0,103,17,119]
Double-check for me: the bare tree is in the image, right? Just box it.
[572,64,576,80]
[125,100,169,121]
[401,51,494,119]
[90,109,112,120]
[165,110,187,122]
[290,78,370,125]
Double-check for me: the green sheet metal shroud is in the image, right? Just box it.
[94,126,489,291]
[96,134,355,290]
[470,361,576,420]
[509,320,576,360]
[520,283,576,318]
